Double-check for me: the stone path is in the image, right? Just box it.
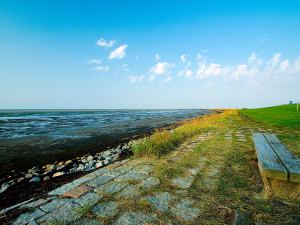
[1,118,274,225]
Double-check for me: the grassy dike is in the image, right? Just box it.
[128,107,300,224]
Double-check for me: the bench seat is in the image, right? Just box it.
[252,133,300,200]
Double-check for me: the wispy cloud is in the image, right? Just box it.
[96,38,116,47]
[155,54,161,61]
[93,66,110,72]
[109,44,128,59]
[87,59,102,64]
[180,54,188,63]
[128,75,144,83]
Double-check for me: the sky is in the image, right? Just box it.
[0,0,300,109]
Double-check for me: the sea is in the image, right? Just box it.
[0,109,210,174]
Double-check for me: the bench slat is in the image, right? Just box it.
[252,133,288,181]
[264,134,300,183]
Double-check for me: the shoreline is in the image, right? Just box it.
[0,111,216,211]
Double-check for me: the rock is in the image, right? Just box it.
[87,155,94,161]
[57,161,64,166]
[62,185,91,199]
[44,176,51,181]
[56,165,66,171]
[81,159,87,164]
[25,173,33,179]
[69,168,77,173]
[104,158,112,165]
[98,156,105,160]
[46,164,57,171]
[17,177,25,183]
[77,164,85,172]
[65,160,73,165]
[29,177,41,183]
[96,161,103,168]
[52,172,65,178]
[28,166,39,174]
[0,183,10,194]
[72,163,78,169]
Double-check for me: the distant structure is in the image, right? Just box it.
[289,101,293,104]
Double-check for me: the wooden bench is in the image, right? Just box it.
[252,133,300,201]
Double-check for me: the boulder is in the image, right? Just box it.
[44,176,51,181]
[52,172,65,178]
[46,164,57,171]
[87,155,94,161]
[0,183,10,194]
[29,177,41,183]
[95,161,103,168]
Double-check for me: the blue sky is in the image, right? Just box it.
[1,0,300,109]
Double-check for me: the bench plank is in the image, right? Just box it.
[264,134,300,183]
[252,133,288,181]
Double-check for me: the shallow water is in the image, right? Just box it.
[0,109,209,174]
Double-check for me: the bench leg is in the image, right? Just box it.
[262,176,273,198]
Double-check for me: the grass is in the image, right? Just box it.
[131,110,230,157]
[240,104,300,130]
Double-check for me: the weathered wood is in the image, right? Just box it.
[264,134,300,183]
[252,133,288,181]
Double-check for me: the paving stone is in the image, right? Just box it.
[172,175,194,189]
[90,168,109,176]
[113,211,157,225]
[146,192,173,212]
[12,209,45,225]
[86,175,115,188]
[37,202,81,223]
[105,164,135,177]
[115,171,149,182]
[117,185,140,198]
[140,176,160,188]
[134,165,153,174]
[94,181,127,195]
[48,176,94,196]
[39,199,70,212]
[73,192,103,207]
[234,209,251,225]
[73,218,103,225]
[92,201,118,218]
[171,198,200,222]
[20,198,52,209]
[63,184,91,198]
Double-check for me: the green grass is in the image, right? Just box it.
[240,104,300,130]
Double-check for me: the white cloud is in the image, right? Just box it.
[196,62,224,78]
[87,59,102,64]
[93,66,110,72]
[149,61,174,75]
[178,69,193,78]
[128,75,144,83]
[163,76,173,83]
[96,38,116,47]
[180,54,188,63]
[109,44,128,59]
[279,59,289,72]
[155,54,161,61]
[248,53,262,66]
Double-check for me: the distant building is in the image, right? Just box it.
[289,101,293,104]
